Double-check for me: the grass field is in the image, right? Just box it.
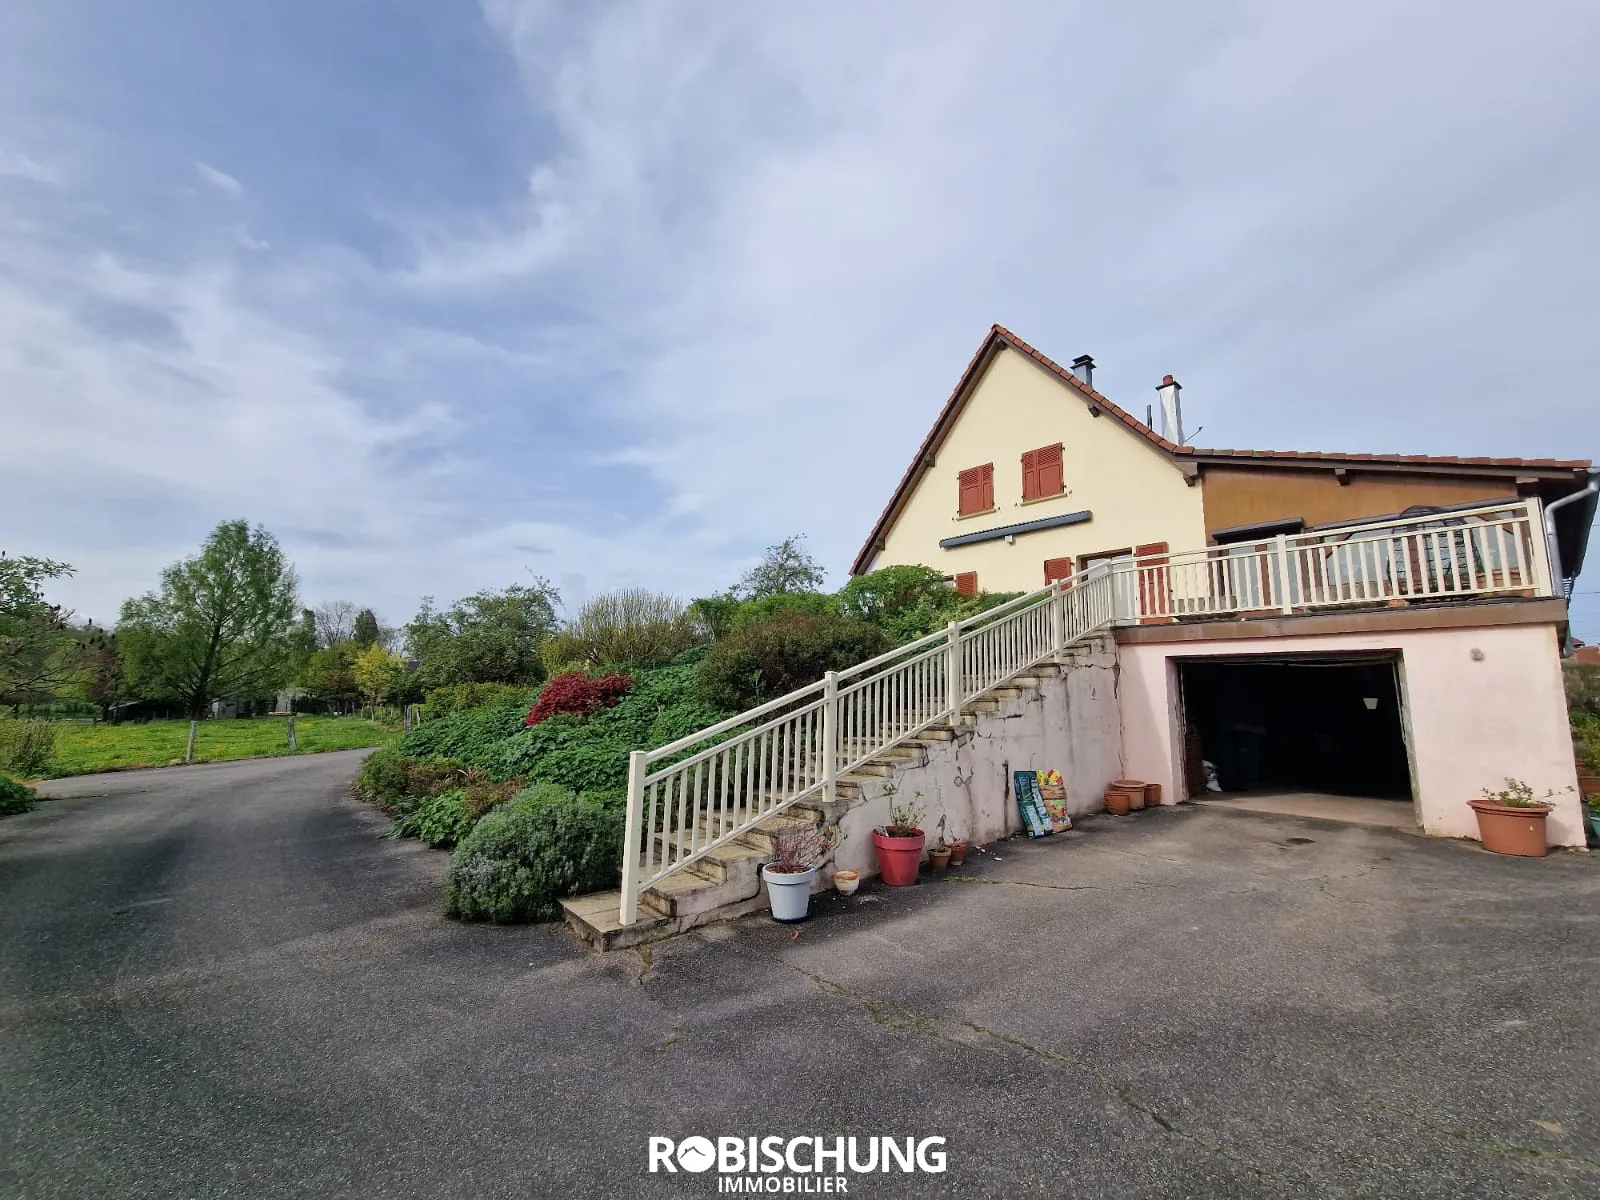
[46,717,396,778]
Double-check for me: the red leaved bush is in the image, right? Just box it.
[525,672,633,727]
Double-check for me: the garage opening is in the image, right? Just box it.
[1179,654,1414,826]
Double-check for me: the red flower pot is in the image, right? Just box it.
[873,827,926,886]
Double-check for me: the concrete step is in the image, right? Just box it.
[561,890,769,951]
[640,866,761,919]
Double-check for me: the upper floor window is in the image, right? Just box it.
[1022,443,1064,502]
[958,464,994,516]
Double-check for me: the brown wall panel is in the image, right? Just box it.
[1200,467,1520,538]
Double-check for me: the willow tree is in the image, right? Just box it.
[118,521,301,719]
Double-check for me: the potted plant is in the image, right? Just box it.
[948,838,968,866]
[1467,778,1561,858]
[872,787,926,887]
[927,817,952,871]
[762,824,836,922]
[1104,787,1133,816]
[1583,791,1600,850]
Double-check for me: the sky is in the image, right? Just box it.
[1,0,1597,638]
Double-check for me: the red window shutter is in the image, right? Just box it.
[954,571,978,598]
[1044,557,1073,584]
[1134,541,1169,558]
[1021,449,1039,502]
[958,468,981,516]
[958,464,994,516]
[1037,444,1064,497]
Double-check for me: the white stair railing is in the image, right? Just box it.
[618,577,1110,923]
[617,498,1552,923]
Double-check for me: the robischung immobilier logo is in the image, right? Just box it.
[649,1135,948,1192]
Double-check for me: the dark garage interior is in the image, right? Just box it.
[1180,656,1413,801]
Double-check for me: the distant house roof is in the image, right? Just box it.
[851,325,1593,575]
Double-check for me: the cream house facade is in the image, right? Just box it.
[856,336,1205,594]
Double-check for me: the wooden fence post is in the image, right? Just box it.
[186,720,198,763]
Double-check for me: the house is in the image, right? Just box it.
[849,324,1596,847]
[853,325,1594,597]
[569,326,1596,948]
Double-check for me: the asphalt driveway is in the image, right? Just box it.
[2,753,1597,1198]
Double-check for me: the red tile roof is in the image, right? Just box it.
[850,324,1592,576]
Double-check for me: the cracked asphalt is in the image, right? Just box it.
[4,751,1599,1199]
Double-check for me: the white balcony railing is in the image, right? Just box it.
[617,498,1553,923]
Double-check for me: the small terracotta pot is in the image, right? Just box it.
[948,841,967,866]
[1112,779,1144,790]
[1467,799,1551,857]
[834,869,860,896]
[1127,785,1146,811]
[1145,783,1162,808]
[928,846,952,871]
[1578,773,1600,800]
[1105,788,1133,816]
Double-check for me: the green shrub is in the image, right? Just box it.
[444,783,626,922]
[0,716,56,777]
[489,664,732,791]
[395,788,476,847]
[838,565,965,644]
[556,589,703,669]
[728,591,839,633]
[461,777,523,819]
[695,613,891,711]
[418,682,528,723]
[353,748,469,813]
[0,774,36,817]
[396,692,534,764]
[1566,663,1600,723]
[687,592,741,642]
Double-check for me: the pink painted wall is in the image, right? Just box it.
[1118,622,1585,849]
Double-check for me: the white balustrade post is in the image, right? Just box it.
[1049,580,1065,660]
[822,670,839,806]
[1525,497,1556,596]
[945,620,962,719]
[618,749,647,926]
[1274,534,1294,614]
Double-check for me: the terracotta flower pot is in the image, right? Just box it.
[1578,773,1600,800]
[834,869,861,896]
[872,827,926,886]
[948,841,967,866]
[1112,779,1144,790]
[1105,788,1133,816]
[1145,783,1162,808]
[1127,785,1146,811]
[928,846,952,871]
[1467,799,1552,857]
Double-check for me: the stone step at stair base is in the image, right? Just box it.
[561,889,771,952]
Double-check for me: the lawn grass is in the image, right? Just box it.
[46,717,397,778]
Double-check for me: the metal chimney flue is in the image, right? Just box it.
[1071,354,1095,388]
[1157,374,1184,444]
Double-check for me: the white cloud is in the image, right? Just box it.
[1,0,1597,638]
[195,161,243,197]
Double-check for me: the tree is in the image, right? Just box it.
[352,608,380,649]
[298,644,360,712]
[117,521,301,719]
[84,634,126,720]
[0,552,83,706]
[312,601,359,649]
[738,535,825,600]
[404,581,560,689]
[352,644,406,717]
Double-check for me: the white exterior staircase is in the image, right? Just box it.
[560,499,1553,950]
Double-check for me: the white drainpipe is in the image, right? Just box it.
[1542,466,1600,655]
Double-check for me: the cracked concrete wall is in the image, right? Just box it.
[836,635,1122,876]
